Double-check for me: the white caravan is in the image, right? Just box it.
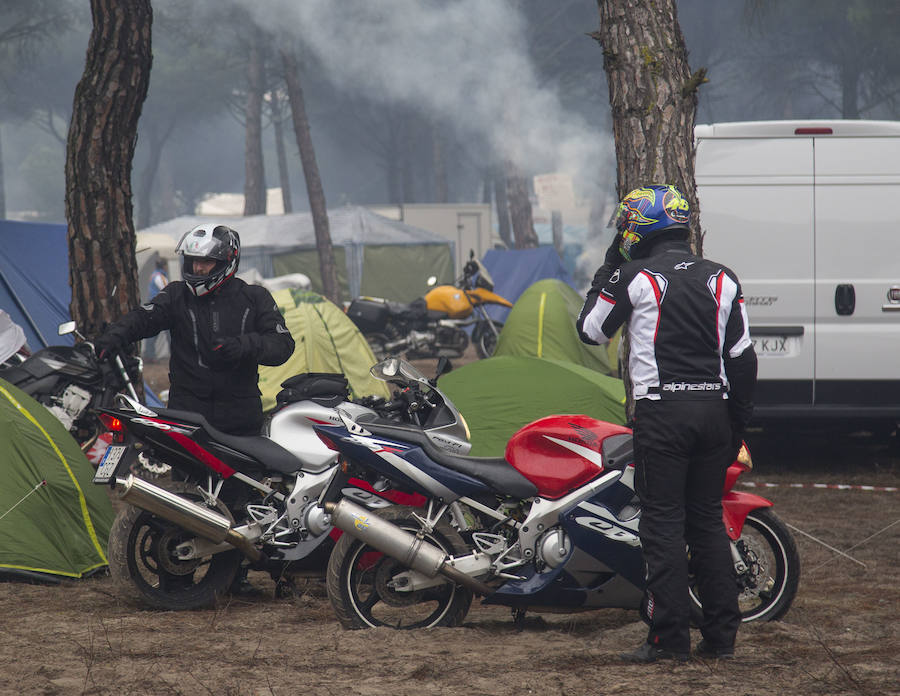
[695,120,900,428]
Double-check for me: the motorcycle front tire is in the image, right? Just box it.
[689,507,800,624]
[473,320,503,359]
[107,481,243,611]
[326,505,473,629]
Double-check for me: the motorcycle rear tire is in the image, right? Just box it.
[689,507,800,624]
[107,481,242,611]
[326,505,473,629]
[473,320,503,359]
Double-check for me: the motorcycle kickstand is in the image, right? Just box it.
[512,607,528,632]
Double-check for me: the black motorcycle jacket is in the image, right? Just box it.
[577,239,757,430]
[105,277,294,434]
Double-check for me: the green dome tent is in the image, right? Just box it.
[494,278,619,377]
[258,289,390,412]
[0,379,114,581]
[439,356,627,457]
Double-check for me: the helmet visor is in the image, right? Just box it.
[175,226,233,260]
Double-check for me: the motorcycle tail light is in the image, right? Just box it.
[99,413,124,433]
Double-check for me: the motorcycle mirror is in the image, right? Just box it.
[58,321,76,336]
[426,275,437,287]
[432,357,452,383]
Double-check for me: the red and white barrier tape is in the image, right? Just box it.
[739,481,897,492]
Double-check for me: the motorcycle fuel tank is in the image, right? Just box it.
[268,400,376,473]
[424,285,474,319]
[505,415,631,499]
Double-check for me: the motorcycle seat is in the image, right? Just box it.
[360,419,539,499]
[154,407,304,474]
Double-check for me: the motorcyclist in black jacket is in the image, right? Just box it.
[95,224,295,436]
[577,185,757,664]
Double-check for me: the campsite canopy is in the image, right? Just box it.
[438,356,626,457]
[0,220,73,350]
[258,289,390,412]
[0,378,114,581]
[494,278,618,377]
[138,206,455,302]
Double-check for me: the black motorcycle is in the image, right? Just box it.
[0,321,142,451]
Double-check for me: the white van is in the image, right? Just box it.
[695,120,900,428]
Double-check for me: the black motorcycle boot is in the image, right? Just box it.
[620,642,690,664]
[694,639,735,659]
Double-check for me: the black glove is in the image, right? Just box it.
[208,336,246,370]
[94,329,128,362]
[604,233,624,267]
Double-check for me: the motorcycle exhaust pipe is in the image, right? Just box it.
[114,475,261,562]
[324,498,493,596]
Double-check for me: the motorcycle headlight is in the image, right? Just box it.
[458,412,471,442]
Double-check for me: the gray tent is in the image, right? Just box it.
[137,205,455,302]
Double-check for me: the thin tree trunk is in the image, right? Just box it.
[281,48,340,303]
[135,118,175,230]
[505,161,538,249]
[432,123,448,204]
[271,89,293,213]
[593,0,703,419]
[244,29,266,216]
[0,126,6,220]
[65,0,152,337]
[493,167,512,248]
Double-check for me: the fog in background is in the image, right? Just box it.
[2,0,898,228]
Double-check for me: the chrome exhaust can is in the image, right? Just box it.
[325,498,492,595]
[114,475,261,561]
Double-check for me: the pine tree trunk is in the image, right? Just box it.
[594,0,703,252]
[593,0,703,419]
[432,123,448,204]
[493,167,513,248]
[271,89,293,213]
[0,126,6,220]
[65,0,152,338]
[281,48,340,304]
[244,29,267,216]
[505,161,538,249]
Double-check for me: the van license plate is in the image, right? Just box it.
[93,445,127,484]
[751,336,794,356]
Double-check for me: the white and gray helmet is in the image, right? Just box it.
[174,224,240,297]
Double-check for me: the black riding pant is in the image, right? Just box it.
[632,398,741,654]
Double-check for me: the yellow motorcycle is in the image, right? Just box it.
[347,252,513,360]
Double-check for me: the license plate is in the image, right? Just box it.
[93,445,127,484]
[751,335,796,356]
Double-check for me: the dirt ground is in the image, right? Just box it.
[4,355,897,696]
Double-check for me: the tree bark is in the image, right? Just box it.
[0,126,6,220]
[593,0,703,419]
[244,29,267,216]
[493,167,513,248]
[271,88,293,213]
[65,0,152,338]
[281,48,340,304]
[432,123,448,204]
[135,118,175,230]
[593,0,703,253]
[505,161,538,249]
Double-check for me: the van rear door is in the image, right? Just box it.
[696,130,815,408]
[814,133,900,409]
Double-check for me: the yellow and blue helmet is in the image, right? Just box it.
[612,184,691,261]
